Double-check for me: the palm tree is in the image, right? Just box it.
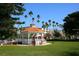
[42,21,44,24]
[24,15,28,18]
[56,22,59,26]
[48,19,51,24]
[45,22,49,30]
[28,11,34,24]
[37,14,40,23]
[55,22,59,30]
[52,21,55,24]
[52,21,55,30]
[48,19,51,28]
[37,20,40,23]
[37,14,40,19]
[32,18,35,24]
[42,24,46,29]
[41,21,45,29]
[29,11,33,17]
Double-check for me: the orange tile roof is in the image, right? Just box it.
[23,27,45,32]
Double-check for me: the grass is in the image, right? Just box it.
[0,41,79,56]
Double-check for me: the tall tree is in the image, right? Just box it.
[52,21,55,30]
[0,3,25,40]
[48,19,51,23]
[56,22,58,26]
[63,11,79,39]
[32,17,35,24]
[53,30,61,38]
[48,19,51,26]
[28,11,34,24]
[37,14,40,19]
[24,15,28,18]
[42,24,46,29]
[42,21,44,24]
[55,22,59,29]
[16,21,25,28]
[45,22,49,30]
[29,11,33,17]
[37,14,40,23]
[52,21,55,24]
[41,21,45,29]
[37,20,40,23]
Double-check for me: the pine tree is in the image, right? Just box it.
[0,3,25,40]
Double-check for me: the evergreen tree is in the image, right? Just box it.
[63,11,79,39]
[0,3,25,40]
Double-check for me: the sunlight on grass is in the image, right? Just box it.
[0,41,79,56]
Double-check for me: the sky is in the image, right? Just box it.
[17,3,79,30]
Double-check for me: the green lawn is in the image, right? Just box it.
[0,41,79,56]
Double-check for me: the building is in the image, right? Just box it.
[16,24,47,45]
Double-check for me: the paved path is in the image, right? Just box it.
[0,43,52,46]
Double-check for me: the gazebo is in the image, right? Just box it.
[19,24,47,45]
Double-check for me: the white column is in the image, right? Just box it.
[42,33,43,39]
[28,32,30,44]
[27,32,29,44]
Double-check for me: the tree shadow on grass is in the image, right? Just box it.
[64,50,79,56]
